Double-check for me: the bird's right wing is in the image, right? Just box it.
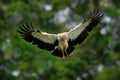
[17,24,58,51]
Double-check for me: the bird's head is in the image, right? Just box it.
[59,33,67,42]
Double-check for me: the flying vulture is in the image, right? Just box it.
[18,10,104,58]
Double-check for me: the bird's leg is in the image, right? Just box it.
[62,50,65,58]
[65,50,68,57]
[64,46,68,57]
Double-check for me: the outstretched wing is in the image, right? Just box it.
[17,23,58,51]
[67,10,104,53]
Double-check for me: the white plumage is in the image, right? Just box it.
[32,31,57,44]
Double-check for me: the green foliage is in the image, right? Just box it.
[0,0,120,80]
[95,66,120,80]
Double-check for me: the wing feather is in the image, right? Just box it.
[17,24,58,51]
[67,10,104,53]
[31,31,57,44]
[68,10,103,41]
[68,20,91,41]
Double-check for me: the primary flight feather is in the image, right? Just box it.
[18,10,104,58]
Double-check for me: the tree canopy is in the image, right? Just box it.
[0,0,120,80]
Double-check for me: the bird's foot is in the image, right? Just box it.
[62,51,69,58]
[62,54,69,58]
[62,51,66,58]
[62,56,66,58]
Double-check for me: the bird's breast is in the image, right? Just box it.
[58,40,68,51]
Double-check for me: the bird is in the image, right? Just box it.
[17,9,104,58]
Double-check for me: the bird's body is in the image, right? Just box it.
[57,32,69,57]
[18,10,104,58]
[58,33,68,51]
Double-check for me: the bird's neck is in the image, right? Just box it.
[58,32,68,41]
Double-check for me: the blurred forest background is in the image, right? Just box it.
[0,0,120,80]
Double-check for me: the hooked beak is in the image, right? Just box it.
[63,38,67,42]
[60,35,67,42]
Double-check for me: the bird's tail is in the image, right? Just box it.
[51,48,63,57]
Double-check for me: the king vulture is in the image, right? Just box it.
[18,10,104,58]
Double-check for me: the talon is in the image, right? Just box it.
[62,56,66,58]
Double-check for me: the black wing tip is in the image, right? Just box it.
[17,23,35,35]
[17,23,37,42]
[90,9,104,22]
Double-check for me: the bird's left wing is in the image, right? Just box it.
[67,10,104,53]
[17,24,58,51]
[68,10,103,42]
